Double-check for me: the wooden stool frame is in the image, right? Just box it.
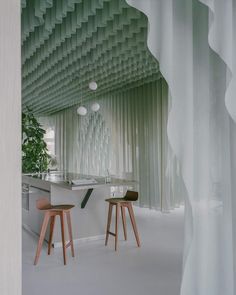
[105,201,141,251]
[34,198,75,266]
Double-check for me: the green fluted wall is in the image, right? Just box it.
[21,0,159,115]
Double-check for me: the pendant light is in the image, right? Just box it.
[89,78,100,112]
[89,81,98,91]
[91,102,100,112]
[77,82,87,116]
[89,52,98,91]
[77,106,87,116]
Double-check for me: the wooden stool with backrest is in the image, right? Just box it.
[34,198,75,265]
[105,190,141,251]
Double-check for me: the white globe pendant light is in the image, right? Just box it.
[91,102,100,112]
[89,81,97,91]
[77,106,87,116]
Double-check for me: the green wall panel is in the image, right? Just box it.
[21,0,159,114]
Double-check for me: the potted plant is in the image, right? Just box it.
[22,108,51,173]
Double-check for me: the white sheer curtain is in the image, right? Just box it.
[126,0,236,294]
[100,79,185,210]
[41,79,184,211]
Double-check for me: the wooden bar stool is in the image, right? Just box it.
[105,190,141,251]
[34,198,75,266]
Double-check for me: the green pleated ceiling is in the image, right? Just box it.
[21,0,159,115]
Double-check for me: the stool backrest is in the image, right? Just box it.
[36,198,51,210]
[124,190,138,201]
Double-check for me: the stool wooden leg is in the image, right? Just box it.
[34,212,50,265]
[105,203,113,246]
[48,215,55,255]
[115,203,120,251]
[66,211,75,257]
[121,206,127,241]
[127,203,141,247]
[60,211,67,265]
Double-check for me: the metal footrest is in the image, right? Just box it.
[66,241,72,248]
[107,231,116,237]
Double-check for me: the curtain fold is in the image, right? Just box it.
[198,0,236,122]
[103,79,185,211]
[41,79,184,211]
[126,0,236,294]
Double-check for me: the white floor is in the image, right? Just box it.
[22,206,184,295]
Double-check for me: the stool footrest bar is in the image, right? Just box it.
[107,231,116,237]
[66,241,72,248]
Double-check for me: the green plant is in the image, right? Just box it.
[22,108,51,173]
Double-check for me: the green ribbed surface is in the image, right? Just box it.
[21,0,159,115]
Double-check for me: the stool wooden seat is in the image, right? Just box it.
[34,198,75,266]
[105,191,141,251]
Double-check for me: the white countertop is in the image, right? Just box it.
[22,172,137,191]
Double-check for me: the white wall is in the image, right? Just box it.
[0,1,21,294]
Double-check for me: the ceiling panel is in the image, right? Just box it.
[21,0,159,115]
